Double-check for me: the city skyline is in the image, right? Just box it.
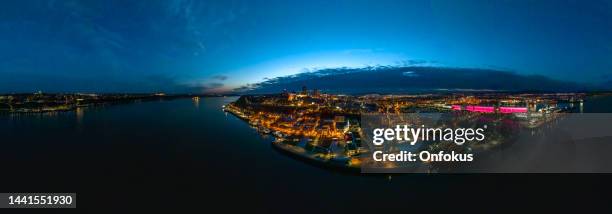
[2,0,612,93]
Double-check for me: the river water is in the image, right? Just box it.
[1,96,611,212]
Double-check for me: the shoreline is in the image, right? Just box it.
[224,103,361,172]
[270,140,360,173]
[0,95,203,115]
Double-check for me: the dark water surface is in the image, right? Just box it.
[1,97,611,212]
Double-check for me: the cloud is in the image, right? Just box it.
[142,74,225,93]
[211,75,228,81]
[235,66,592,94]
[402,71,419,77]
[398,59,438,66]
[205,82,224,88]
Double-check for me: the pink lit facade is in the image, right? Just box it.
[451,105,527,114]
[466,106,495,113]
[499,107,527,113]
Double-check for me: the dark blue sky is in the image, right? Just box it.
[1,0,611,93]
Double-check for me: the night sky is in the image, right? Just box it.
[1,0,611,93]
